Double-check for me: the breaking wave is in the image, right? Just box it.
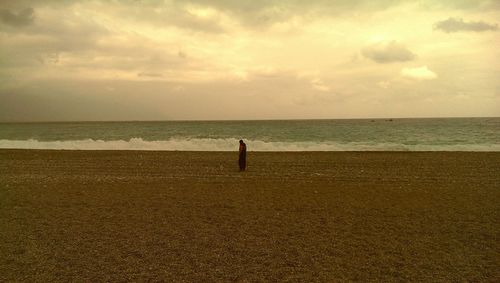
[0,138,499,151]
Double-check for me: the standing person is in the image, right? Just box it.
[239,139,247,171]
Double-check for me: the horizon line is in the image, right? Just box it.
[0,116,498,124]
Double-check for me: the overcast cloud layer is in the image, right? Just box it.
[0,0,499,121]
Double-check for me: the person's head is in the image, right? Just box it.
[239,139,243,144]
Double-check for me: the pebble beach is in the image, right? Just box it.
[1,150,499,281]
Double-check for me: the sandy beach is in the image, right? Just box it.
[0,149,498,281]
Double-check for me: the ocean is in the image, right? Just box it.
[0,118,498,151]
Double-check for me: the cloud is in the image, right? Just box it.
[0,7,34,27]
[310,78,330,92]
[419,0,500,11]
[401,66,437,80]
[434,17,498,33]
[137,72,164,78]
[97,2,228,34]
[0,1,499,121]
[361,41,416,63]
[180,0,500,28]
[377,81,390,89]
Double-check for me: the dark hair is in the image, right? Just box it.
[239,140,243,143]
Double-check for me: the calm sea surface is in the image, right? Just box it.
[0,118,498,151]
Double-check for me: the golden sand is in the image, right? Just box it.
[1,150,499,281]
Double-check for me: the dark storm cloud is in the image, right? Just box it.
[361,41,415,64]
[434,18,498,33]
[0,7,34,27]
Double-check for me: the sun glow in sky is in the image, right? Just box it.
[0,0,499,121]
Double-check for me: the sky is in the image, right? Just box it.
[0,0,499,121]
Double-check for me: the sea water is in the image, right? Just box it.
[0,118,498,151]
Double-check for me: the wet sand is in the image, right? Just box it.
[0,150,499,281]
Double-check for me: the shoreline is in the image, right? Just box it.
[1,148,499,153]
[1,150,499,281]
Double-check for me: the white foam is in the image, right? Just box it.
[0,138,499,151]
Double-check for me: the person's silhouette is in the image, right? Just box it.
[239,140,247,171]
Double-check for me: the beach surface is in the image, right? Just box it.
[1,149,499,281]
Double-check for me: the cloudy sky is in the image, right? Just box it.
[0,0,499,121]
